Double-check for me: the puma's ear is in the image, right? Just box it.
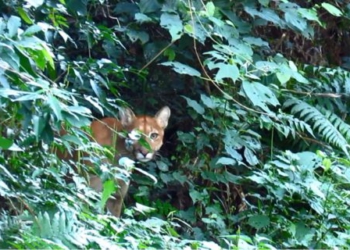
[119,107,136,127]
[155,106,171,129]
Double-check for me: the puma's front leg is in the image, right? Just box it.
[106,179,129,217]
[89,175,129,217]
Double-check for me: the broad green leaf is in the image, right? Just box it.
[298,8,322,25]
[7,16,21,37]
[23,24,42,36]
[244,148,259,166]
[66,0,87,15]
[90,79,103,99]
[216,157,236,166]
[248,215,270,230]
[33,115,46,140]
[25,0,44,8]
[163,48,176,61]
[184,20,208,44]
[294,222,314,244]
[160,13,183,41]
[244,6,282,26]
[47,94,63,120]
[41,43,55,69]
[206,2,215,17]
[0,180,10,195]
[214,62,239,82]
[243,37,269,47]
[242,81,280,113]
[17,7,33,24]
[322,158,332,171]
[0,136,13,149]
[139,0,161,13]
[189,189,208,204]
[160,61,201,77]
[135,13,152,23]
[276,72,291,85]
[135,166,158,184]
[182,96,205,114]
[126,29,149,44]
[284,11,307,32]
[201,94,216,109]
[100,179,116,209]
[321,3,343,17]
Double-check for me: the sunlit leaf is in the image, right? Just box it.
[0,136,13,149]
[160,13,183,41]
[160,61,201,77]
[248,215,270,230]
[7,16,21,37]
[321,3,343,17]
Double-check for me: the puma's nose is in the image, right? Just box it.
[139,147,149,156]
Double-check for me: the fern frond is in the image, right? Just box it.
[284,99,349,155]
[31,212,89,249]
[320,108,350,141]
[274,113,315,139]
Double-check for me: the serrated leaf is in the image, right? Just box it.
[160,13,183,41]
[160,61,201,77]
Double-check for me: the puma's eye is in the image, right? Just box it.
[150,132,159,140]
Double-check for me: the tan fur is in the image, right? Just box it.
[61,106,170,217]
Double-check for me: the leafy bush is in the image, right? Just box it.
[1,0,350,249]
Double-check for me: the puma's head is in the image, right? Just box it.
[120,106,171,162]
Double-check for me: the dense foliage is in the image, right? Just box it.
[1,0,350,249]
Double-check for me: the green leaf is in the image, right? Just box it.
[139,0,161,13]
[163,48,176,61]
[214,63,239,82]
[7,16,21,37]
[182,96,205,114]
[160,61,201,77]
[25,0,45,8]
[23,24,42,36]
[126,29,149,44]
[160,13,183,42]
[100,179,116,209]
[0,136,13,149]
[33,115,47,141]
[17,7,33,24]
[298,8,322,25]
[206,2,215,17]
[47,95,63,120]
[134,13,153,23]
[248,215,270,230]
[216,157,236,166]
[321,3,343,17]
[242,81,280,113]
[284,11,307,32]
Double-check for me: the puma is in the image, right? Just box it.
[60,106,171,217]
